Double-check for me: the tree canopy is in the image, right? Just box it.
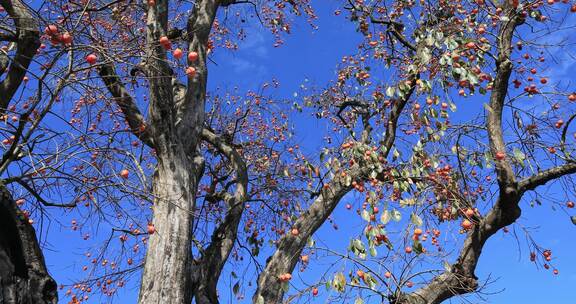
[0,0,576,303]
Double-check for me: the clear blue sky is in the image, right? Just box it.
[40,2,576,303]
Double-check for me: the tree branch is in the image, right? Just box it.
[0,0,40,114]
[15,179,77,208]
[519,162,576,193]
[174,0,221,152]
[395,7,525,304]
[382,74,418,153]
[485,13,522,199]
[192,128,247,304]
[98,63,154,148]
[252,73,418,304]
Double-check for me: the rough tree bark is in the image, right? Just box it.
[99,0,239,303]
[0,0,40,113]
[0,181,58,304]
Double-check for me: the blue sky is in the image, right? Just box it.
[39,2,576,303]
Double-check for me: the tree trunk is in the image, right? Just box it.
[0,182,57,304]
[253,183,349,303]
[137,152,198,304]
[135,0,239,302]
[191,128,247,304]
[0,0,40,113]
[193,204,243,304]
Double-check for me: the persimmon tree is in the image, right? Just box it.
[89,0,313,301]
[251,0,576,303]
[3,0,576,303]
[4,0,315,303]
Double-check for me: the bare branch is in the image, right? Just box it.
[370,18,416,51]
[98,63,154,148]
[15,179,77,208]
[519,162,576,193]
[201,128,247,205]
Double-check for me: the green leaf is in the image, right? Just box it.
[399,81,408,92]
[445,37,458,50]
[400,198,416,207]
[392,149,401,161]
[233,281,240,295]
[281,281,289,292]
[513,148,526,167]
[439,55,447,66]
[369,246,377,257]
[361,209,371,222]
[434,31,444,42]
[367,274,378,289]
[333,272,346,292]
[451,145,458,154]
[467,73,479,86]
[425,34,434,46]
[308,237,315,248]
[571,216,576,225]
[391,209,402,222]
[352,239,366,253]
[345,175,352,186]
[386,86,396,97]
[381,210,391,224]
[256,295,264,304]
[331,158,341,171]
[410,212,423,226]
[369,191,377,202]
[355,298,364,304]
[413,239,423,254]
[419,47,432,65]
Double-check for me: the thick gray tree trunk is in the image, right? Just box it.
[0,182,57,304]
[137,153,197,303]
[135,1,238,303]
